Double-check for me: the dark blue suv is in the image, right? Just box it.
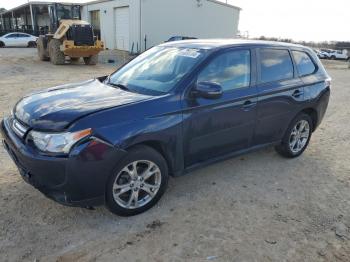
[1,40,331,216]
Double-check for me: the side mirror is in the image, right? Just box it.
[97,75,108,82]
[193,82,223,99]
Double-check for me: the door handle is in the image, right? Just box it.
[242,100,256,110]
[292,89,304,98]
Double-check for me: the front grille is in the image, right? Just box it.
[68,25,94,46]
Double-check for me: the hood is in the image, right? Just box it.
[14,79,152,131]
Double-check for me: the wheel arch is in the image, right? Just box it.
[125,140,175,176]
[300,108,318,131]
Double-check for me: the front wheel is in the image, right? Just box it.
[105,145,169,216]
[275,113,313,158]
[48,39,65,65]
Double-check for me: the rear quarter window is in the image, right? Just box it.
[292,51,317,76]
[259,49,294,83]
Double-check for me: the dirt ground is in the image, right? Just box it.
[0,48,350,262]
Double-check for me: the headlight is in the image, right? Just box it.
[29,128,92,154]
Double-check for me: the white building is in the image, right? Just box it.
[81,0,241,52]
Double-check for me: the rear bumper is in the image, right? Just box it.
[1,118,126,207]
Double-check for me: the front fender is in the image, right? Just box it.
[100,115,183,175]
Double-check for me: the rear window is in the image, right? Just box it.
[292,51,316,76]
[259,49,294,83]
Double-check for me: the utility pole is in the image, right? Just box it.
[30,4,35,32]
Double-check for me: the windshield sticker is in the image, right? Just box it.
[178,49,201,58]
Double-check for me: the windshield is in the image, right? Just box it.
[56,5,80,20]
[108,46,206,95]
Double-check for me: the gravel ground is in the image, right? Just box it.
[0,48,350,262]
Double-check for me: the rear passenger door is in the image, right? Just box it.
[254,48,304,145]
[16,34,30,46]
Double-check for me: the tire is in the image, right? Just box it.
[37,36,49,61]
[331,56,336,60]
[275,113,313,158]
[48,39,65,65]
[105,145,169,216]
[0,41,4,48]
[28,41,36,48]
[83,54,98,65]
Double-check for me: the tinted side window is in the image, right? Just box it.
[5,34,16,38]
[18,34,30,38]
[198,50,251,91]
[259,49,294,83]
[292,51,316,76]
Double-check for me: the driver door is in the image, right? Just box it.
[182,48,258,167]
[4,34,18,46]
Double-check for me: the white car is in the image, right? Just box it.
[0,32,38,48]
[315,50,330,59]
[329,50,349,60]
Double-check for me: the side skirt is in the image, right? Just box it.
[173,141,281,177]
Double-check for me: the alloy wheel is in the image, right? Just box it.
[289,120,310,154]
[112,160,162,209]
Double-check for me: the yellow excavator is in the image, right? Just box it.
[37,3,104,65]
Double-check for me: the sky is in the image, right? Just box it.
[1,0,349,42]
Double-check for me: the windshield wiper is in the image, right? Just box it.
[107,81,129,91]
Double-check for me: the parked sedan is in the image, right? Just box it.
[0,32,37,47]
[315,50,330,59]
[1,40,331,216]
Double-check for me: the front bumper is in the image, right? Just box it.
[0,118,126,207]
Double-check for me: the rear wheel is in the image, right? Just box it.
[0,41,4,48]
[27,41,36,48]
[275,113,313,158]
[37,36,49,61]
[48,39,65,65]
[105,145,169,216]
[83,54,98,65]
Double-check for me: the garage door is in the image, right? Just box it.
[114,7,130,51]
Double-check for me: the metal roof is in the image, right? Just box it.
[0,1,82,15]
[208,0,241,11]
[81,0,241,10]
